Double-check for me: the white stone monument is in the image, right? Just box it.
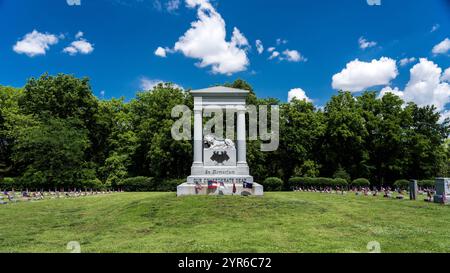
[177,86,263,196]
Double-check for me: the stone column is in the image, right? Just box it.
[192,107,203,167]
[237,107,247,166]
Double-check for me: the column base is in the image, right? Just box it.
[237,162,249,175]
[191,162,204,177]
[177,181,263,197]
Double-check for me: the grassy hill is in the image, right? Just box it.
[0,192,449,253]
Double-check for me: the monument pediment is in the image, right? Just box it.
[190,86,250,96]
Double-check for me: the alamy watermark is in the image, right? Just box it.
[171,104,280,152]
[367,0,381,6]
[66,0,81,6]
[66,241,81,253]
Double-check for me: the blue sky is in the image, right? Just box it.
[1,0,449,112]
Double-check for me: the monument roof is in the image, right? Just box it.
[190,86,250,96]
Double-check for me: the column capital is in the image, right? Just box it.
[236,105,247,113]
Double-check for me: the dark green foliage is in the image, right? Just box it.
[418,180,435,189]
[393,179,410,190]
[156,179,185,192]
[262,177,283,191]
[12,118,94,190]
[333,178,348,187]
[314,177,333,187]
[119,177,155,192]
[0,177,16,190]
[333,167,351,182]
[351,178,371,187]
[78,178,105,191]
[288,177,347,189]
[1,75,449,191]
[288,177,313,188]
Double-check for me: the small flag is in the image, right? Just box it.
[195,182,203,194]
[208,180,218,189]
[243,181,253,189]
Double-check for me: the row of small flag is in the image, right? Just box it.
[195,180,253,193]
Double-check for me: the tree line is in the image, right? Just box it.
[0,73,449,190]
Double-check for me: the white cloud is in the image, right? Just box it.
[140,77,183,91]
[75,31,84,39]
[432,38,450,55]
[399,57,416,67]
[442,67,450,82]
[402,59,450,111]
[439,110,450,124]
[268,49,306,62]
[63,32,94,56]
[166,0,180,12]
[66,0,81,6]
[170,0,249,75]
[153,0,162,11]
[276,38,288,45]
[379,58,450,112]
[231,27,249,47]
[358,36,377,50]
[13,30,59,57]
[267,47,276,53]
[268,51,280,60]
[378,86,404,100]
[332,57,398,92]
[154,46,167,57]
[255,40,264,54]
[282,49,306,62]
[431,24,440,33]
[288,88,311,102]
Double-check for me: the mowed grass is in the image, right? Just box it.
[0,192,450,253]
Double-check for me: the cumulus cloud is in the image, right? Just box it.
[140,77,183,91]
[75,31,84,39]
[63,32,94,56]
[168,0,249,75]
[255,40,264,54]
[399,57,416,67]
[13,30,59,57]
[282,49,306,62]
[432,38,450,55]
[154,46,167,57]
[442,67,450,82]
[358,36,377,50]
[166,0,180,12]
[332,57,398,92]
[431,24,440,33]
[288,88,311,102]
[267,47,276,53]
[276,38,288,45]
[268,49,306,62]
[268,51,280,60]
[379,58,450,112]
[378,86,404,100]
[439,110,450,123]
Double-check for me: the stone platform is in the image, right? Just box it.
[177,182,263,197]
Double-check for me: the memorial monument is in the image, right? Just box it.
[177,86,264,196]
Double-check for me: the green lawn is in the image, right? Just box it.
[0,192,449,253]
